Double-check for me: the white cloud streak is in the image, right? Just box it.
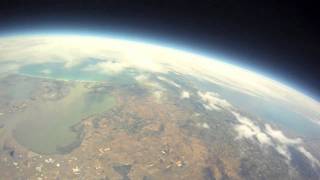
[181,91,190,99]
[232,113,319,169]
[198,91,233,111]
[157,76,181,88]
[232,111,272,145]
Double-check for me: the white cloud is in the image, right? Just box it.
[265,125,320,168]
[134,74,148,82]
[233,120,320,168]
[157,76,181,88]
[232,111,272,145]
[297,146,320,167]
[198,91,233,111]
[202,123,210,129]
[83,61,127,74]
[256,132,273,145]
[275,145,291,160]
[181,91,190,99]
[135,74,165,90]
[310,118,320,127]
[153,91,163,102]
[134,74,166,102]
[234,124,256,139]
[265,124,302,145]
[231,112,320,169]
[196,122,210,129]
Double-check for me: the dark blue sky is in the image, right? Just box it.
[0,0,319,99]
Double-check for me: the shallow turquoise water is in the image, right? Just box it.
[19,60,108,81]
[18,59,138,84]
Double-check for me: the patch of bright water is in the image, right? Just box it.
[13,84,116,154]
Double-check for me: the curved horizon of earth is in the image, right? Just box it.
[0,35,319,179]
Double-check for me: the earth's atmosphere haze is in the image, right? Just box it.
[0,35,319,179]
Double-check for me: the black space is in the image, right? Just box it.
[0,0,319,98]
